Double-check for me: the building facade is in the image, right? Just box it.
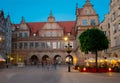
[100,0,120,58]
[75,0,99,64]
[0,10,12,61]
[12,0,99,65]
[12,13,76,64]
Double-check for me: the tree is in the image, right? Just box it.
[79,28,109,72]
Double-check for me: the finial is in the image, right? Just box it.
[50,10,53,17]
[76,3,78,9]
[21,16,25,24]
[86,0,90,4]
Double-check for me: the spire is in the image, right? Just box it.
[0,10,4,16]
[50,10,53,17]
[76,3,79,16]
[21,16,26,24]
[48,11,55,22]
[6,14,11,23]
[76,3,78,9]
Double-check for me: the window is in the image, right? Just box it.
[58,42,62,49]
[19,33,22,38]
[24,33,28,38]
[90,19,96,26]
[41,42,45,48]
[108,23,110,29]
[85,9,91,15]
[46,42,51,48]
[112,12,116,21]
[82,20,87,26]
[30,42,34,48]
[53,42,57,49]
[52,32,57,37]
[46,32,51,37]
[19,42,23,49]
[113,24,116,33]
[24,42,28,49]
[35,42,39,48]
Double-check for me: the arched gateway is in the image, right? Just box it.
[30,55,39,65]
[54,55,62,64]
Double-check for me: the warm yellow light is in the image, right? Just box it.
[100,60,104,62]
[73,55,77,65]
[105,59,108,62]
[64,37,68,41]
[10,57,14,61]
[18,58,22,62]
[111,60,117,64]
[118,59,120,62]
[0,37,2,42]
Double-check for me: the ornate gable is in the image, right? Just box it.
[19,17,29,31]
[39,22,64,37]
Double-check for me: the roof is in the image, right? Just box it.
[58,21,75,35]
[14,21,76,36]
[27,22,45,35]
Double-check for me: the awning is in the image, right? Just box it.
[0,54,6,62]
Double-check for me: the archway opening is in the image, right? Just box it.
[54,55,62,64]
[42,55,49,61]
[30,55,39,65]
[65,55,73,64]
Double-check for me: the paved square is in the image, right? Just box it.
[0,65,120,83]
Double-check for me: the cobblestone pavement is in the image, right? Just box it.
[0,65,120,83]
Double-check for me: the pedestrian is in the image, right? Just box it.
[54,61,57,70]
[41,61,44,71]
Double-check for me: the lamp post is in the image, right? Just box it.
[64,36,72,72]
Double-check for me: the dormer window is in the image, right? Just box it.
[85,9,92,15]
[67,32,71,36]
[33,33,36,36]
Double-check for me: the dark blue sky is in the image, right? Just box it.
[0,0,110,23]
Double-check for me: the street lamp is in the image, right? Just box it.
[64,36,72,72]
[0,36,2,42]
